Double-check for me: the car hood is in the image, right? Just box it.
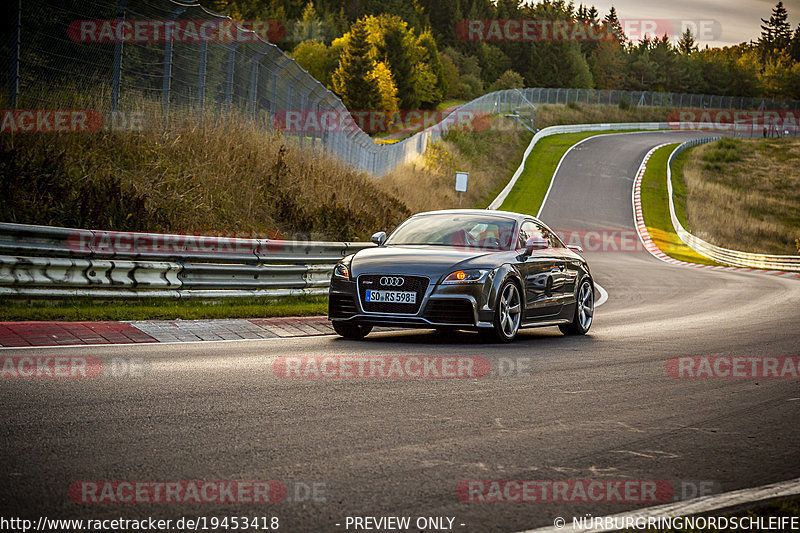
[350,245,504,279]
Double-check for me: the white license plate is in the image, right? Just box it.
[365,290,416,304]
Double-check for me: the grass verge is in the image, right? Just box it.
[639,144,720,266]
[499,129,653,215]
[0,295,328,322]
[499,131,601,215]
[682,137,800,255]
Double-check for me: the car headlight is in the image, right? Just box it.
[333,263,350,279]
[443,269,490,284]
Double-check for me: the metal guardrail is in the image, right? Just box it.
[0,222,372,298]
[4,129,798,301]
[667,139,800,271]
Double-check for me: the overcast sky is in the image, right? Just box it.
[581,0,800,47]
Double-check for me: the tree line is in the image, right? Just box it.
[203,0,800,111]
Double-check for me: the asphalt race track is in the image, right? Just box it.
[2,131,799,532]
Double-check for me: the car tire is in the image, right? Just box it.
[559,277,594,336]
[482,279,522,343]
[332,322,373,339]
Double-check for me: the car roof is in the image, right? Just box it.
[412,209,535,223]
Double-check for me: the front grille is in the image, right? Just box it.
[425,299,475,325]
[329,294,357,318]
[358,274,429,315]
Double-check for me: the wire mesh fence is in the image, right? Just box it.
[2,0,798,177]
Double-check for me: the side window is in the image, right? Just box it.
[535,223,562,248]
[518,221,545,249]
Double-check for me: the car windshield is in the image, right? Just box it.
[385,214,517,251]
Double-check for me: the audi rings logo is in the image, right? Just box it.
[380,276,405,287]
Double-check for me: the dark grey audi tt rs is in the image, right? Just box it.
[328,209,594,342]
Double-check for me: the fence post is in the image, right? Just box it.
[197,39,207,110]
[248,47,269,117]
[110,0,130,112]
[269,55,290,110]
[162,5,187,115]
[9,0,21,109]
[224,43,241,109]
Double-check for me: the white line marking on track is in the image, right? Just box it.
[517,476,800,533]
[594,283,608,307]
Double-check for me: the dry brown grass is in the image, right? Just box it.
[534,102,671,128]
[0,109,409,241]
[682,137,800,255]
[0,101,676,239]
[375,116,531,212]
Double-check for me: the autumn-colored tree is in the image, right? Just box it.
[369,61,400,113]
[331,19,380,111]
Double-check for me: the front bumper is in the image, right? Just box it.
[328,275,492,329]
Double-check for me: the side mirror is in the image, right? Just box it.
[525,236,550,255]
[567,244,584,253]
[371,231,387,246]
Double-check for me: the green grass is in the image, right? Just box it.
[494,131,722,267]
[622,496,800,532]
[700,137,743,171]
[639,144,720,266]
[436,99,467,111]
[499,130,646,215]
[0,295,328,322]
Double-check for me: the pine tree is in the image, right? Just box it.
[603,7,626,43]
[791,24,800,62]
[295,2,323,42]
[759,1,792,61]
[367,15,419,109]
[678,28,698,55]
[587,6,599,25]
[332,20,380,111]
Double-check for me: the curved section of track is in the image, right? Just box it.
[2,132,799,532]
